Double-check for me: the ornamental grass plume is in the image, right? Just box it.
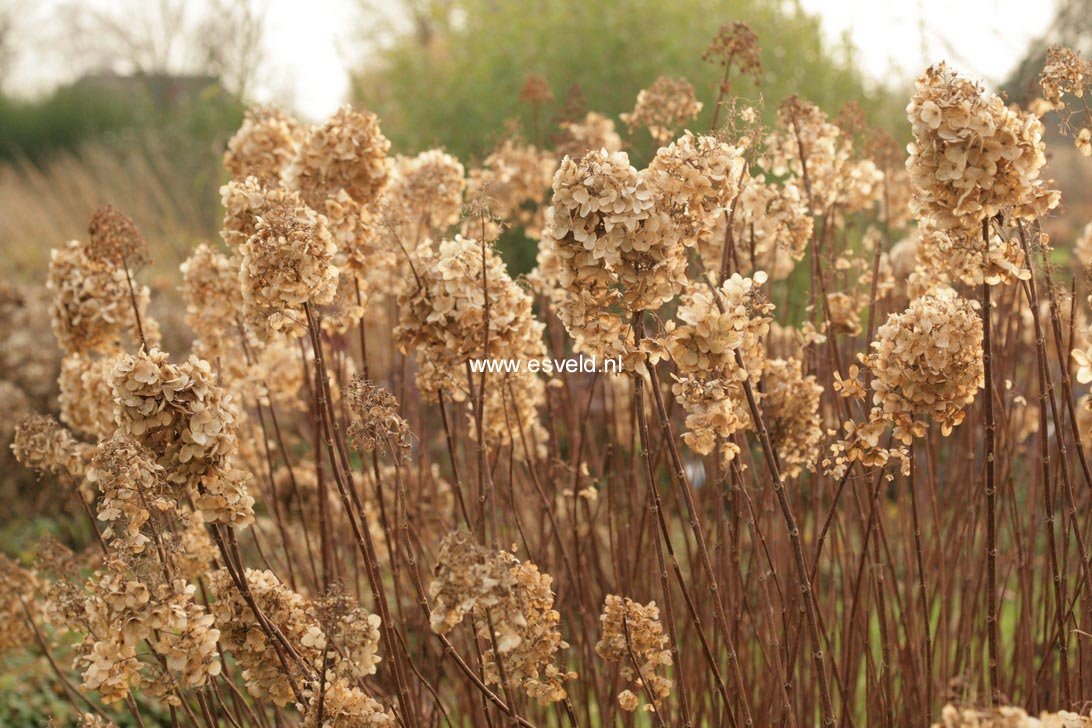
[595,595,673,713]
[866,288,984,443]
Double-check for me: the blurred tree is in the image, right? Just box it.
[349,0,902,163]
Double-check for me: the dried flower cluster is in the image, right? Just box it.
[429,531,572,705]
[866,288,984,443]
[621,76,703,144]
[595,595,673,713]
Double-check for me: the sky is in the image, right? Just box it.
[5,0,1057,121]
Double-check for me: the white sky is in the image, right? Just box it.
[5,0,1057,121]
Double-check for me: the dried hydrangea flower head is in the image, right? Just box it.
[697,175,813,281]
[209,567,315,705]
[428,531,573,705]
[70,561,222,705]
[87,204,151,271]
[300,678,395,727]
[867,288,984,443]
[666,273,772,464]
[519,73,555,105]
[58,352,119,441]
[0,555,38,654]
[543,148,693,365]
[180,243,245,351]
[645,131,746,245]
[385,149,466,238]
[915,225,1031,287]
[224,106,305,182]
[238,185,339,340]
[284,105,391,210]
[465,137,557,240]
[1040,46,1089,108]
[703,21,762,83]
[907,63,1059,237]
[1039,46,1092,156]
[621,75,703,145]
[111,347,255,526]
[763,96,882,216]
[595,594,673,713]
[395,236,548,457]
[88,436,172,555]
[554,111,623,159]
[763,357,823,477]
[48,239,158,355]
[346,377,412,458]
[11,413,92,482]
[932,704,1092,727]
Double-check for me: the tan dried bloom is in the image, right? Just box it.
[762,96,881,216]
[385,149,467,236]
[11,413,92,481]
[284,105,391,209]
[0,555,37,654]
[465,138,557,240]
[645,131,746,245]
[703,21,762,82]
[428,531,573,704]
[58,352,119,441]
[596,595,673,713]
[346,377,412,458]
[238,186,339,340]
[542,149,687,365]
[933,703,1092,727]
[224,106,305,182]
[88,436,173,555]
[301,678,395,727]
[867,288,984,443]
[519,74,555,105]
[907,63,1059,239]
[87,205,150,271]
[915,225,1030,287]
[666,274,772,465]
[554,112,623,159]
[698,176,813,281]
[621,76,703,145]
[180,243,245,349]
[762,357,823,477]
[111,347,254,525]
[395,236,548,457]
[48,239,157,355]
[209,567,314,705]
[1040,46,1089,108]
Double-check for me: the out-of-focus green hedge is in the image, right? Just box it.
[351,0,905,165]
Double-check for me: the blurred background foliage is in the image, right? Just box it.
[351,0,905,164]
